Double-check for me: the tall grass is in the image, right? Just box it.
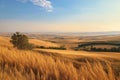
[0,46,120,80]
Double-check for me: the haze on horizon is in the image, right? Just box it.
[0,0,120,32]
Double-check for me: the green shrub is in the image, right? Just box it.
[36,46,46,49]
[48,46,66,50]
[10,32,33,50]
[36,46,66,50]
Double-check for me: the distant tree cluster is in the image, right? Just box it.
[77,42,120,52]
[10,32,33,50]
[90,46,120,52]
[78,42,120,48]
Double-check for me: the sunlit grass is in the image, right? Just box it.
[0,46,120,80]
[0,36,120,80]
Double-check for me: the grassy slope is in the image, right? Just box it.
[37,49,120,59]
[29,39,59,47]
[0,36,120,80]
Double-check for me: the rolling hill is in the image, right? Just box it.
[0,36,120,80]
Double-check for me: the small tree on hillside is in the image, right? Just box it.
[10,32,33,50]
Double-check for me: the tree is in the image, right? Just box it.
[10,32,33,50]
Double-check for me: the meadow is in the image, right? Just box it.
[0,35,120,80]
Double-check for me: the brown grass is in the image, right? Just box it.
[0,36,120,80]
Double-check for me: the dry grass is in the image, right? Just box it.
[0,36,120,80]
[0,36,12,48]
[29,39,59,47]
[37,49,120,59]
[0,46,120,80]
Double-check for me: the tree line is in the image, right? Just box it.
[90,46,120,52]
[77,42,120,52]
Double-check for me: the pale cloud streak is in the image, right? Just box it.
[17,0,53,12]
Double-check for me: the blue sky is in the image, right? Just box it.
[0,0,120,32]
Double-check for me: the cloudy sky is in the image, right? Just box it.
[0,0,120,32]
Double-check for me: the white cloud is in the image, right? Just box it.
[17,0,53,12]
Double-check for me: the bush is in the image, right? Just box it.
[36,46,45,49]
[36,46,67,50]
[10,32,33,50]
[48,46,66,50]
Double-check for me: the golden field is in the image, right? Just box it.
[29,39,59,47]
[0,36,120,80]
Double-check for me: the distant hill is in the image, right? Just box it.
[0,31,120,37]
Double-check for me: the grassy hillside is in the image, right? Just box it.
[0,36,120,80]
[29,39,59,47]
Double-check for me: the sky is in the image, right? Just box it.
[0,0,120,32]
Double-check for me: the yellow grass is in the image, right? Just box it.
[0,36,12,48]
[0,46,120,80]
[0,36,120,80]
[29,39,59,47]
[37,49,120,59]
